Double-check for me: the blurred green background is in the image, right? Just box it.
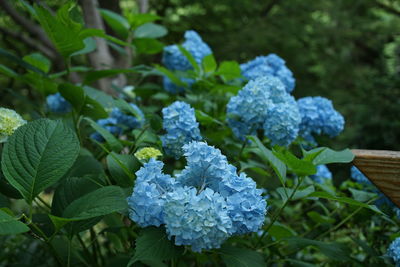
[1,0,399,150]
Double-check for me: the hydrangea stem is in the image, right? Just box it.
[256,176,304,246]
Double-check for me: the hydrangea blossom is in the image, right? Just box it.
[161,101,202,159]
[127,141,267,252]
[90,103,144,142]
[134,147,162,161]
[388,237,400,266]
[46,93,71,113]
[127,160,175,227]
[0,107,26,143]
[227,76,300,146]
[162,30,212,93]
[162,30,212,71]
[240,54,296,93]
[297,96,344,142]
[311,165,332,184]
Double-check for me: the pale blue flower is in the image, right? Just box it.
[46,93,71,113]
[263,96,301,146]
[297,96,344,142]
[240,54,295,93]
[311,165,332,184]
[161,101,202,159]
[127,141,267,252]
[162,30,212,71]
[388,237,400,266]
[90,103,144,142]
[110,103,144,129]
[227,76,300,145]
[164,186,232,252]
[127,159,175,227]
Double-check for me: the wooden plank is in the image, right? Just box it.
[352,149,400,208]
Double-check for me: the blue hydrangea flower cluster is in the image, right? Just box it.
[240,54,296,93]
[388,237,400,266]
[90,103,144,142]
[46,93,71,113]
[297,96,345,143]
[161,101,202,159]
[127,141,267,252]
[311,165,332,184]
[162,30,212,93]
[227,76,301,146]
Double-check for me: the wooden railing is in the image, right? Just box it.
[352,149,400,207]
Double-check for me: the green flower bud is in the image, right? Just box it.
[0,108,26,143]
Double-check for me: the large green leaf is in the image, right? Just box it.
[216,61,241,81]
[107,152,139,187]
[23,53,51,73]
[220,245,265,267]
[34,4,85,59]
[273,150,316,176]
[1,119,80,203]
[62,186,128,220]
[0,209,29,235]
[134,23,167,39]
[85,118,123,152]
[249,136,287,185]
[312,148,354,165]
[285,237,351,261]
[128,227,182,266]
[99,9,130,39]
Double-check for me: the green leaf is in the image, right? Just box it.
[216,61,241,81]
[0,210,29,235]
[58,83,85,111]
[307,191,384,214]
[268,223,297,240]
[0,48,46,75]
[307,211,335,224]
[85,118,123,152]
[312,148,354,165]
[153,65,187,87]
[134,23,167,39]
[71,37,97,57]
[23,53,51,73]
[220,245,265,267]
[59,83,107,119]
[195,110,224,126]
[1,119,80,203]
[177,45,200,74]
[127,13,161,28]
[22,72,58,95]
[99,9,130,39]
[273,150,316,176]
[0,64,18,78]
[63,186,128,220]
[83,67,142,85]
[128,227,182,266]
[349,188,377,202]
[276,185,315,201]
[249,136,286,186]
[134,38,164,54]
[286,237,351,261]
[107,152,139,187]
[51,176,103,234]
[51,177,101,216]
[202,54,217,73]
[34,4,85,59]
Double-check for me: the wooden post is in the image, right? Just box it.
[352,149,400,208]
